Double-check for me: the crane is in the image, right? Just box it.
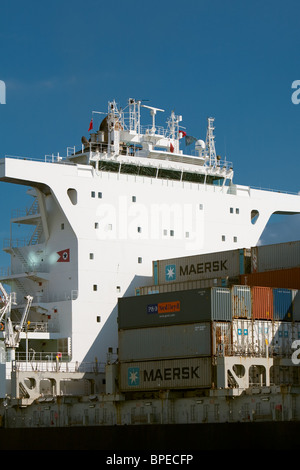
[0,283,33,360]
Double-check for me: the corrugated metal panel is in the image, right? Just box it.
[232,319,253,355]
[252,320,273,355]
[118,287,232,330]
[251,241,300,273]
[212,321,232,356]
[232,319,293,356]
[118,323,211,362]
[273,288,293,321]
[232,285,252,319]
[240,268,300,289]
[153,248,251,285]
[293,290,300,321]
[272,321,293,356]
[211,287,232,321]
[293,321,300,341]
[251,286,273,320]
[135,277,227,296]
[119,357,212,391]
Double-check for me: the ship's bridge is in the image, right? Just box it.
[67,98,234,188]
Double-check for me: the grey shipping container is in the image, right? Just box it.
[153,248,251,285]
[251,241,300,273]
[232,285,252,319]
[119,357,212,391]
[118,322,211,362]
[135,277,228,296]
[118,287,232,330]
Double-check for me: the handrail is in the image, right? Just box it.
[215,343,293,358]
[12,356,106,373]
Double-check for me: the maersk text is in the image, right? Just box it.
[179,259,228,276]
[144,366,200,382]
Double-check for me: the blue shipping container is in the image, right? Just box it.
[273,288,293,321]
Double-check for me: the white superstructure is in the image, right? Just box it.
[0,98,299,369]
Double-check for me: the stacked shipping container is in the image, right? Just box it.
[152,248,251,286]
[118,287,232,330]
[118,287,232,391]
[251,241,300,273]
[118,241,300,392]
[240,268,300,290]
[118,285,299,391]
[120,285,296,326]
[148,241,299,289]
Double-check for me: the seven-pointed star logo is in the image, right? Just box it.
[165,264,176,281]
[128,367,140,386]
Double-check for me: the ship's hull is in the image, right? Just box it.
[0,422,299,451]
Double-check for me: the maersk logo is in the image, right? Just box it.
[165,264,176,281]
[128,367,140,386]
[0,81,6,104]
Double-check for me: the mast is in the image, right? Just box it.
[206,117,217,167]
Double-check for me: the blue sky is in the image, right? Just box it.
[0,0,299,266]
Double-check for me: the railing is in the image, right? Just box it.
[215,344,293,358]
[21,321,49,333]
[0,263,50,276]
[250,185,300,195]
[3,237,30,249]
[0,280,77,303]
[0,321,58,334]
[11,199,39,219]
[12,356,106,373]
[0,267,9,277]
[140,124,169,137]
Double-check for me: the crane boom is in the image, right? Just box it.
[0,283,33,352]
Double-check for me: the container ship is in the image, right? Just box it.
[0,98,299,451]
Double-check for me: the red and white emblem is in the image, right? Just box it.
[57,249,70,262]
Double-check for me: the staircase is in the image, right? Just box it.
[29,221,43,245]
[12,247,32,272]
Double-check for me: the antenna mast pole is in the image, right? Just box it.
[206,117,217,166]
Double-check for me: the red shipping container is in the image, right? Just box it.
[239,267,300,290]
[251,286,273,320]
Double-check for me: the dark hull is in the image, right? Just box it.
[0,421,297,451]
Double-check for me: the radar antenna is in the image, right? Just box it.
[141,104,165,134]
